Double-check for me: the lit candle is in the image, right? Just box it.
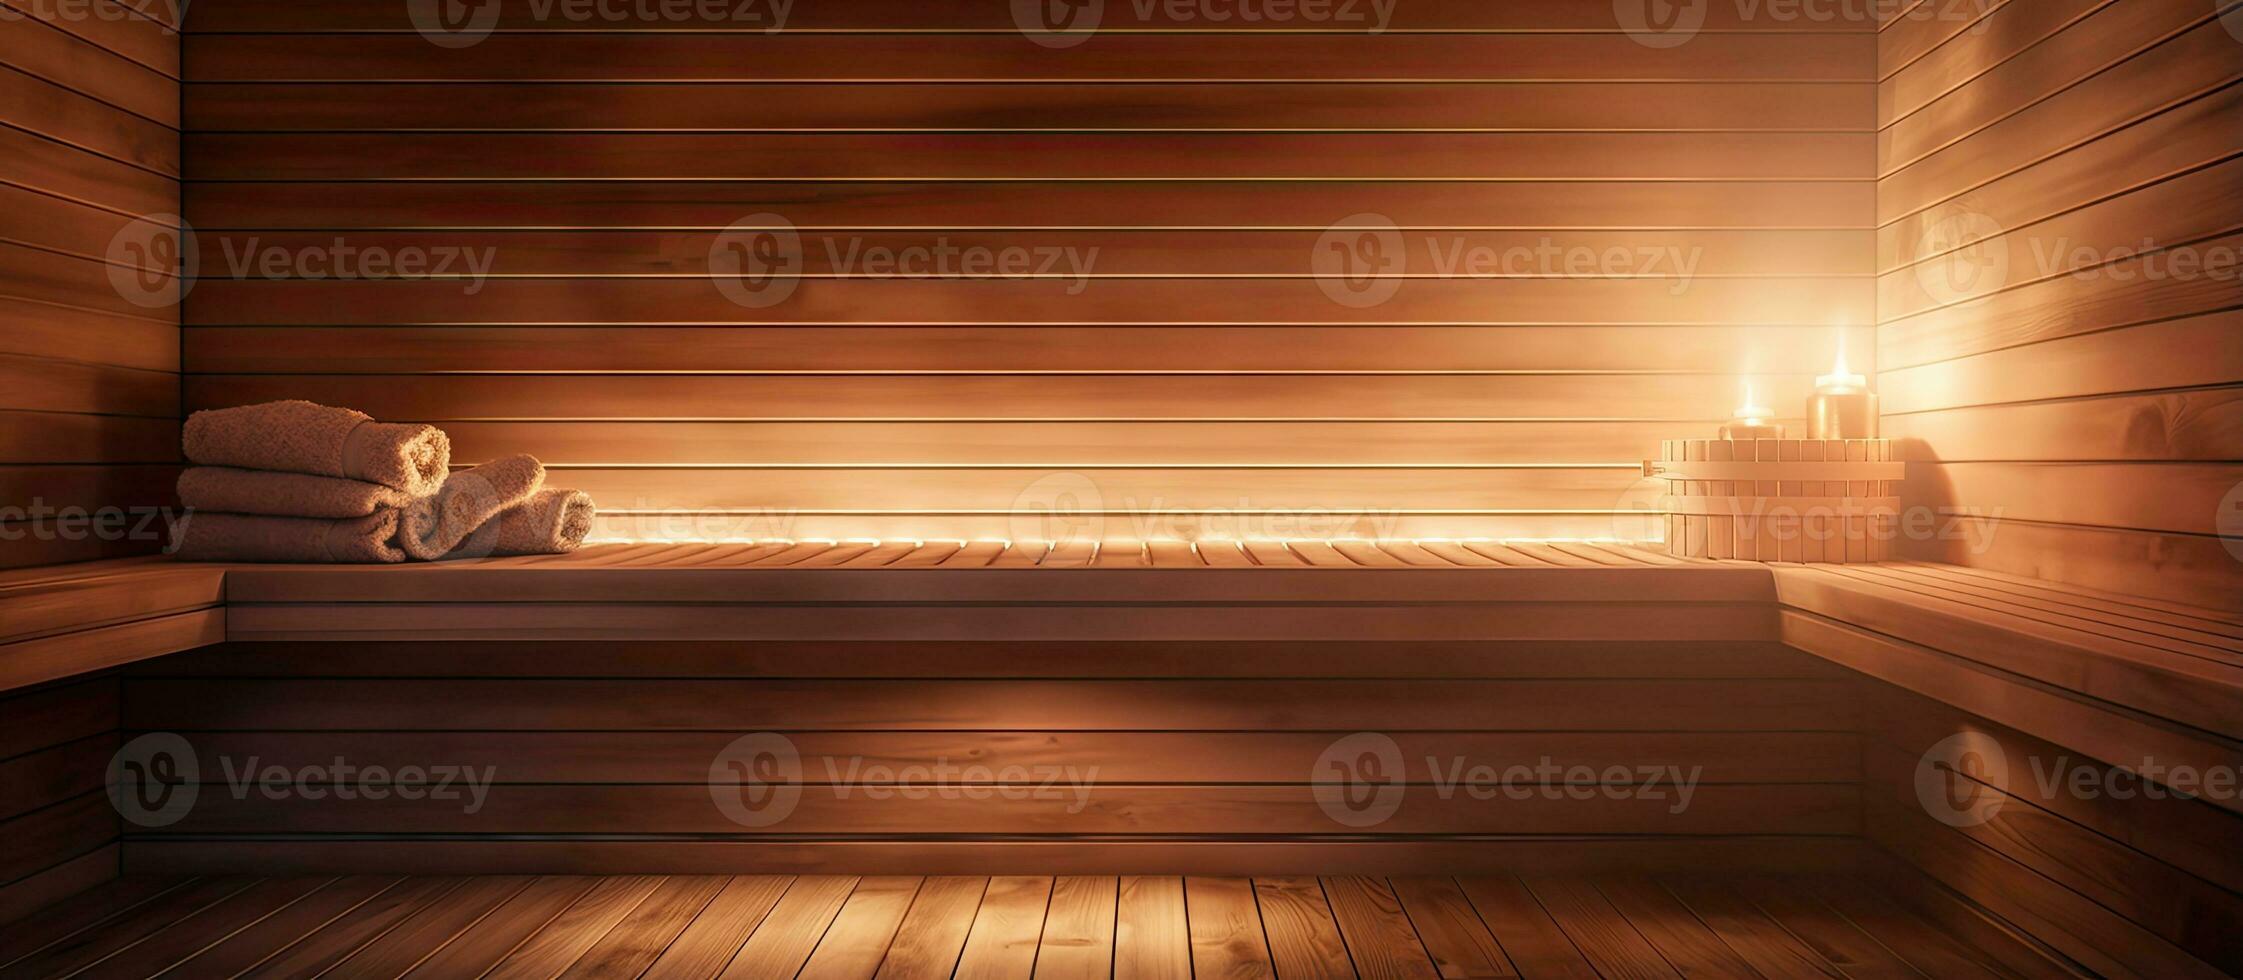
[1719,381,1785,440]
[1807,338,1878,438]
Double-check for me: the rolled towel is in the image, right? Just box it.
[446,488,595,559]
[398,454,546,560]
[178,467,422,520]
[169,511,407,564]
[184,400,450,496]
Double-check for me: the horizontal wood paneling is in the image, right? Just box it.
[1881,313,2243,415]
[187,82,1873,133]
[184,324,1878,374]
[0,0,179,79]
[1863,687,2243,977]
[183,7,1877,540]
[121,623,1859,868]
[0,680,117,916]
[1883,389,2243,463]
[186,34,1875,82]
[2,0,177,569]
[185,180,1879,229]
[185,374,1824,422]
[1874,4,2243,610]
[183,0,1881,32]
[186,132,1874,180]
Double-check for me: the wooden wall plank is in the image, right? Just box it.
[184,34,1877,83]
[1,0,177,571]
[186,180,1879,229]
[183,0,1881,32]
[187,82,1876,133]
[1883,389,2243,463]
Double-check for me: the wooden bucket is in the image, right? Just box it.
[1643,439,1901,563]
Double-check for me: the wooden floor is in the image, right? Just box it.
[0,873,2069,979]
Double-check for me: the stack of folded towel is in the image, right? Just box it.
[170,400,595,563]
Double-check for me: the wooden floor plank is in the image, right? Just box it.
[1656,877,1843,979]
[876,876,988,980]
[1034,876,1117,980]
[641,876,791,980]
[1187,876,1277,979]
[1114,876,1192,980]
[0,878,258,980]
[158,877,403,978]
[1252,877,1357,980]
[0,877,193,969]
[240,876,463,979]
[1521,877,1680,980]
[70,877,332,980]
[798,876,923,980]
[1321,876,1440,979]
[319,875,533,977]
[559,875,731,980]
[1593,876,1758,980]
[1730,877,1921,980]
[717,875,858,979]
[1455,876,1598,980]
[1389,876,1516,978]
[403,876,603,979]
[952,875,1054,980]
[484,875,666,979]
[1798,877,2007,980]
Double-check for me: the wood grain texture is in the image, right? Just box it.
[2,0,179,569]
[1876,9,2243,611]
[180,4,1877,538]
[5,873,2084,980]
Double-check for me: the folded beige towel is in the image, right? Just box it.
[399,454,546,560]
[178,467,422,520]
[445,488,595,559]
[185,400,450,497]
[169,511,407,564]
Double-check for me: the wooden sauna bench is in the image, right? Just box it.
[7,541,2242,974]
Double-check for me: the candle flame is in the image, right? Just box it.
[1816,333,1868,392]
[1734,380,1772,422]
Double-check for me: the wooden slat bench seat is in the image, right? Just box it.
[9,541,2239,974]
[0,559,225,693]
